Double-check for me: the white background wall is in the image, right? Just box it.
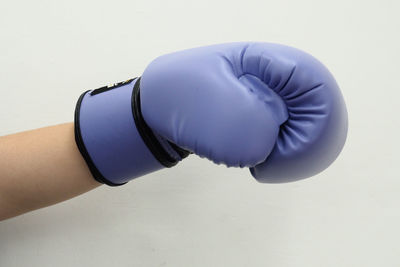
[0,0,399,266]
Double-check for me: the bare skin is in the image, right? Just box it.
[0,123,101,221]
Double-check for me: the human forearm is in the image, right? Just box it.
[0,123,101,221]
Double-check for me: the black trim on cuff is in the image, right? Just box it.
[169,142,191,159]
[131,77,184,168]
[74,90,126,187]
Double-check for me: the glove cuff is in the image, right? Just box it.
[74,78,185,186]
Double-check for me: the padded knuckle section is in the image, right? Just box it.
[240,43,347,181]
[278,83,329,153]
[240,46,330,156]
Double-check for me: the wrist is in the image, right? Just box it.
[74,78,186,186]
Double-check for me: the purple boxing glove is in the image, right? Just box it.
[74,42,347,186]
